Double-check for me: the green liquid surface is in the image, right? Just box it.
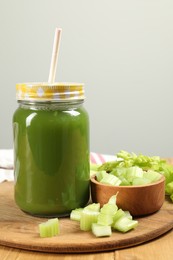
[13,103,90,216]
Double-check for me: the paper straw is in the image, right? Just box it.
[48,28,62,83]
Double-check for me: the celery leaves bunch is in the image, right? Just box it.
[98,150,173,201]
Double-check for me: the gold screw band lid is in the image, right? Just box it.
[16,82,85,101]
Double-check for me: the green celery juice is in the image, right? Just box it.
[13,83,90,217]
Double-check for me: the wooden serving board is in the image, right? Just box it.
[0,182,173,253]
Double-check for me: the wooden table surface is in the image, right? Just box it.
[1,158,173,260]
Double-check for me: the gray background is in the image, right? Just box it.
[0,0,173,157]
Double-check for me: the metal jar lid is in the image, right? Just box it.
[16,82,85,102]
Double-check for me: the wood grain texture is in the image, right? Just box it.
[0,182,173,253]
[115,229,173,260]
[0,245,114,260]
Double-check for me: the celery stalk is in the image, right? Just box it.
[132,177,151,186]
[113,216,138,233]
[92,223,112,237]
[119,176,131,186]
[80,211,99,231]
[96,171,108,182]
[71,192,139,237]
[98,197,118,226]
[80,203,101,231]
[100,174,121,186]
[70,208,83,221]
[143,170,162,183]
[97,213,114,226]
[111,167,127,177]
[108,194,118,205]
[97,149,173,201]
[101,203,118,215]
[47,218,59,235]
[113,209,126,224]
[166,181,173,194]
[124,211,132,220]
[126,166,143,182]
[84,203,100,212]
[39,218,59,238]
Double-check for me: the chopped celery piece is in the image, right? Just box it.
[112,209,133,228]
[80,211,99,231]
[126,166,143,182]
[132,177,151,186]
[113,209,126,224]
[96,171,108,182]
[111,167,127,177]
[108,194,118,205]
[90,163,100,171]
[47,218,59,236]
[124,211,132,220]
[119,176,131,186]
[84,203,100,212]
[113,216,138,233]
[101,203,118,215]
[100,174,121,186]
[98,199,118,226]
[39,218,59,238]
[92,223,112,237]
[143,170,162,183]
[161,163,173,185]
[97,213,114,226]
[80,203,100,230]
[70,208,83,221]
[166,181,173,195]
[39,222,51,238]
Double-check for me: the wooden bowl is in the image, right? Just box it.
[90,175,165,216]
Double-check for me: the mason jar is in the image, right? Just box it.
[13,82,90,217]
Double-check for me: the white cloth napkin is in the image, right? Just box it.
[0,149,13,168]
[0,168,14,182]
[0,149,14,182]
[0,150,116,183]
